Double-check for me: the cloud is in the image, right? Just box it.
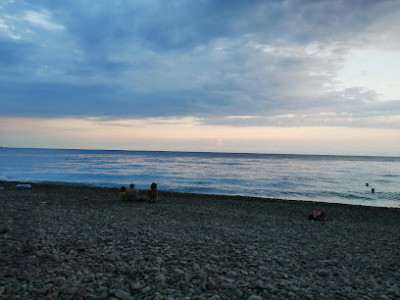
[0,14,20,39]
[22,10,64,31]
[0,0,400,129]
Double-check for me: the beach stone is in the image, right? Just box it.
[241,269,249,276]
[206,277,217,290]
[114,289,133,300]
[49,254,59,262]
[141,286,151,293]
[75,271,83,278]
[248,295,262,300]
[192,263,200,272]
[153,292,163,300]
[131,282,142,291]
[65,287,78,295]
[105,263,116,273]
[0,226,7,234]
[255,279,264,288]
[227,270,238,277]
[165,288,177,295]
[76,288,87,296]
[155,274,166,283]
[40,283,54,294]
[109,252,120,261]
[184,271,192,282]
[235,289,244,298]
[155,256,163,265]
[265,283,276,293]
[7,268,20,278]
[174,268,185,275]
[321,258,339,266]
[315,269,329,278]
[390,290,400,298]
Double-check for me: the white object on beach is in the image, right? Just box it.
[16,184,32,189]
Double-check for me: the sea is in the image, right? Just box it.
[1,147,400,208]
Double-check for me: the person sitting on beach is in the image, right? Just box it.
[308,207,327,221]
[148,182,159,203]
[119,186,129,201]
[127,183,141,201]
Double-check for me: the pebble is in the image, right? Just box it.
[174,268,185,275]
[235,289,243,298]
[165,288,176,295]
[141,286,151,293]
[131,282,142,291]
[155,256,163,265]
[265,283,276,293]
[66,287,77,295]
[255,279,264,288]
[206,277,217,290]
[114,289,133,300]
[155,274,166,283]
[105,263,116,273]
[192,263,200,272]
[315,269,329,278]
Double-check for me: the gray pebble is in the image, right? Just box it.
[114,289,133,300]
[206,277,217,290]
[174,268,185,275]
[141,286,151,293]
[155,274,166,283]
[131,282,142,291]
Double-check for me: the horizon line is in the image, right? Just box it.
[2,146,399,159]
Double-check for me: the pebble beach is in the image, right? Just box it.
[1,181,400,299]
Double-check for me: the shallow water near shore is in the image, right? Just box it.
[1,147,400,207]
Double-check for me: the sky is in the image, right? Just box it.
[0,0,399,156]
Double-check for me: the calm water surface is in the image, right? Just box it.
[1,148,399,207]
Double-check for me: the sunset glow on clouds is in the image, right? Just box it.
[1,1,399,155]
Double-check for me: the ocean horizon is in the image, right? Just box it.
[1,147,400,208]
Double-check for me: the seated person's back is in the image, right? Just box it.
[127,183,140,201]
[148,182,159,203]
[119,186,128,201]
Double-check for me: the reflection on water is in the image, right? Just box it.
[1,148,400,207]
